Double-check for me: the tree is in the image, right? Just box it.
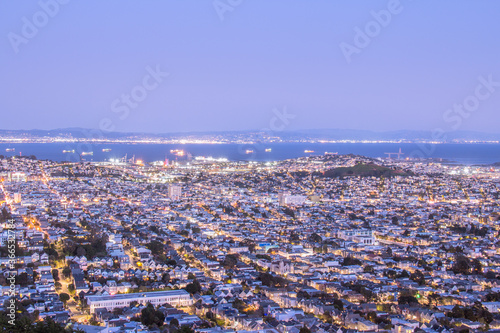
[113,308,124,315]
[398,294,419,306]
[59,293,70,304]
[1,207,11,222]
[241,238,256,252]
[472,258,482,274]
[62,267,72,279]
[283,207,295,218]
[185,279,201,294]
[399,270,410,278]
[0,315,83,332]
[447,303,493,324]
[258,272,286,288]
[309,233,322,243]
[170,318,179,327]
[364,265,374,273]
[223,254,238,269]
[171,326,194,333]
[452,255,471,275]
[428,293,442,306]
[290,231,300,242]
[76,247,86,257]
[146,240,164,255]
[141,303,165,327]
[410,270,426,285]
[342,256,362,266]
[299,326,311,333]
[232,298,246,312]
[17,272,29,286]
[333,299,344,311]
[52,269,60,281]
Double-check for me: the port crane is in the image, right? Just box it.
[384,148,404,159]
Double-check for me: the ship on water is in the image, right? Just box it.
[81,152,93,156]
[62,150,75,153]
[102,148,112,152]
[304,150,314,153]
[5,148,15,152]
[265,148,272,152]
[245,149,254,154]
[170,149,185,157]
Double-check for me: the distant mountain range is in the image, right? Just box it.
[280,129,500,142]
[0,127,499,142]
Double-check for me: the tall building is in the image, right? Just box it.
[13,193,21,204]
[169,184,182,200]
[278,191,290,206]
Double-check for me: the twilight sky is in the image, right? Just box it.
[1,0,500,134]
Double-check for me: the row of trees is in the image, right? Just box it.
[135,303,195,332]
[451,255,482,275]
[447,303,493,324]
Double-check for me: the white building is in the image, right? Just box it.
[169,184,182,200]
[339,228,374,245]
[86,290,192,313]
[284,195,307,206]
[278,192,306,206]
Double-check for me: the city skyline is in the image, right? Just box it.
[3,2,500,332]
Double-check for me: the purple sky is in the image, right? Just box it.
[1,0,500,133]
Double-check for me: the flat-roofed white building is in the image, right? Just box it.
[86,290,192,313]
[169,184,182,200]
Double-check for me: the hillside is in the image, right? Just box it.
[323,163,412,178]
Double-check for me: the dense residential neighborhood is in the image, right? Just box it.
[1,154,500,333]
